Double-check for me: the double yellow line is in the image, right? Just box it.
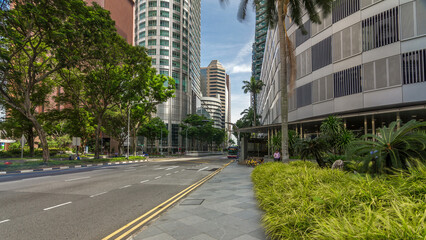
[102,160,233,240]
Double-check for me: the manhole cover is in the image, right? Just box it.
[180,199,204,205]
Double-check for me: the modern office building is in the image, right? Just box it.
[200,60,228,129]
[134,0,201,152]
[257,0,426,138]
[252,0,267,81]
[200,96,222,128]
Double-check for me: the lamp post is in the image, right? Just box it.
[185,127,188,154]
[127,104,131,160]
[160,127,162,155]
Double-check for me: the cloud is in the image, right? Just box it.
[223,38,254,74]
[230,93,250,123]
[229,63,252,74]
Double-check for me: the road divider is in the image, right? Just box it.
[102,160,233,240]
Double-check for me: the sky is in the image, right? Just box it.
[200,0,256,124]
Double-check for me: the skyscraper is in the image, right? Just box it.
[252,0,267,81]
[134,0,201,153]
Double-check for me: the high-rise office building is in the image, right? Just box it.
[134,0,201,153]
[257,0,426,137]
[252,0,267,81]
[200,60,228,129]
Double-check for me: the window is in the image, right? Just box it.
[173,4,180,11]
[332,0,360,23]
[172,60,180,68]
[182,64,188,71]
[160,1,169,7]
[148,20,157,26]
[160,10,169,17]
[172,32,180,39]
[160,30,169,36]
[148,29,156,36]
[182,37,188,44]
[173,13,180,21]
[296,48,312,79]
[295,21,311,47]
[312,36,332,71]
[182,75,187,92]
[139,12,146,19]
[160,59,169,65]
[173,23,180,30]
[160,69,169,75]
[312,75,333,103]
[296,83,312,108]
[334,65,362,98]
[148,39,156,46]
[361,0,382,9]
[362,7,399,51]
[139,41,145,47]
[139,22,146,29]
[160,39,169,46]
[148,10,157,17]
[400,0,426,40]
[160,20,169,27]
[363,55,401,90]
[172,41,180,49]
[402,49,426,85]
[160,49,169,55]
[148,1,157,7]
[172,51,180,58]
[151,58,156,64]
[139,31,146,38]
[140,2,146,9]
[147,49,156,55]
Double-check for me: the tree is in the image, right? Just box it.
[320,116,354,155]
[347,120,426,174]
[232,0,333,162]
[0,0,97,162]
[212,128,226,150]
[180,114,213,151]
[138,117,168,153]
[242,76,265,126]
[297,137,327,168]
[233,107,259,141]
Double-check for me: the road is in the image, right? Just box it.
[0,155,229,240]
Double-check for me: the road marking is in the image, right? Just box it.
[198,167,209,172]
[90,192,107,198]
[166,173,171,176]
[154,166,179,171]
[119,185,131,189]
[140,180,149,183]
[0,219,10,224]
[65,176,90,182]
[154,176,161,179]
[124,169,136,171]
[174,171,179,173]
[44,202,72,211]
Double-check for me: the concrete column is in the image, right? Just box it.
[397,112,401,130]
[300,125,303,139]
[267,129,271,157]
[344,119,347,129]
[372,116,376,136]
[295,124,298,136]
[364,116,368,139]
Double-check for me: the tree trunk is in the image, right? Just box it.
[27,126,34,157]
[278,1,289,162]
[29,116,49,162]
[94,119,102,159]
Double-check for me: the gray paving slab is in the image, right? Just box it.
[130,163,269,240]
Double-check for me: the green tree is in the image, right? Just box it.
[297,137,327,168]
[180,114,213,151]
[233,0,333,162]
[0,0,98,162]
[348,120,426,174]
[320,116,354,154]
[212,128,226,150]
[242,76,265,126]
[138,117,168,153]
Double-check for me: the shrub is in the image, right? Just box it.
[252,161,426,240]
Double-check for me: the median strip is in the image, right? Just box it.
[43,201,72,211]
[102,160,233,240]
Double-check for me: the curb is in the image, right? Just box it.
[0,159,149,175]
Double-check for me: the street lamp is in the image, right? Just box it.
[127,101,141,160]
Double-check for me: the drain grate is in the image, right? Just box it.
[180,199,204,205]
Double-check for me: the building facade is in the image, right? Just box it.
[258,0,426,137]
[252,0,267,81]
[200,60,228,129]
[134,0,201,152]
[200,96,222,128]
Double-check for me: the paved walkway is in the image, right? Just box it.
[130,162,268,240]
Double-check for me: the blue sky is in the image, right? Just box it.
[200,0,256,123]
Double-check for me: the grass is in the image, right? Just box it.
[252,161,426,240]
[0,156,146,172]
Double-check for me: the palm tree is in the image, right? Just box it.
[242,76,265,126]
[347,120,426,174]
[227,0,333,162]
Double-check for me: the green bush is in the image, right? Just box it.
[252,161,426,240]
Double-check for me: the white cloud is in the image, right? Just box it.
[229,64,252,74]
[223,39,253,73]
[230,93,250,123]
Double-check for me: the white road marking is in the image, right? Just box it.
[119,185,131,189]
[90,192,107,198]
[174,171,179,173]
[65,176,90,182]
[154,166,179,171]
[124,169,136,171]
[155,176,161,179]
[0,219,10,224]
[198,167,209,172]
[44,202,72,211]
[166,173,171,176]
[140,180,149,183]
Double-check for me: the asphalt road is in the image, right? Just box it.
[0,155,229,240]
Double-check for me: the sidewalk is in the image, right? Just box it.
[130,162,268,240]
